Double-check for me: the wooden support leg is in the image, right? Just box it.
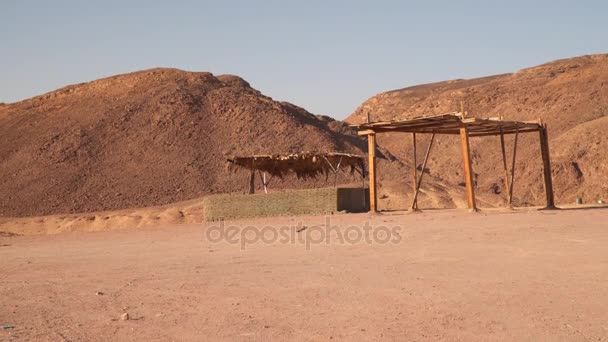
[258,171,268,194]
[508,129,519,206]
[499,128,511,207]
[459,126,477,211]
[248,170,255,194]
[539,125,556,209]
[368,133,377,212]
[263,172,267,194]
[334,156,343,187]
[412,133,418,210]
[410,133,435,210]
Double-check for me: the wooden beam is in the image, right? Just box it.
[257,171,274,194]
[411,133,435,210]
[359,127,540,137]
[412,133,418,210]
[459,126,477,210]
[539,125,556,209]
[367,133,378,212]
[248,169,255,194]
[356,117,542,137]
[508,128,519,206]
[360,120,463,133]
[469,129,539,137]
[499,128,511,207]
[358,129,375,136]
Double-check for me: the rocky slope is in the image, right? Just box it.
[0,69,378,217]
[2,54,606,217]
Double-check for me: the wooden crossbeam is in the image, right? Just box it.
[355,113,542,137]
[469,129,539,137]
[360,126,539,136]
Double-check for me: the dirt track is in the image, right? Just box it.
[2,208,608,341]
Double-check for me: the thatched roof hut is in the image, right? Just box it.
[227,152,365,179]
[227,152,365,193]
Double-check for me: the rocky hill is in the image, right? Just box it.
[0,69,376,217]
[347,54,608,207]
[2,54,606,217]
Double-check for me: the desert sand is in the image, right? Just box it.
[1,53,606,341]
[2,208,608,341]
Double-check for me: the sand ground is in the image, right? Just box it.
[1,208,608,341]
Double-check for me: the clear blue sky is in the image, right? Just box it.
[1,0,606,119]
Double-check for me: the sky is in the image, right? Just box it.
[1,0,606,119]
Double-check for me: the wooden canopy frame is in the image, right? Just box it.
[354,111,555,212]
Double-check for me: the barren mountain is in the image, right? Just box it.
[0,69,377,217]
[2,54,606,217]
[347,54,608,207]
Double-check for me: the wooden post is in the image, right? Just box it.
[499,128,511,206]
[410,133,435,210]
[412,133,418,210]
[248,170,255,194]
[334,156,343,187]
[258,171,269,194]
[367,133,378,212]
[508,129,519,206]
[263,172,267,194]
[539,124,556,209]
[459,126,477,210]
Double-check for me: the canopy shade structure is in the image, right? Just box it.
[227,152,365,194]
[355,112,543,137]
[352,111,555,212]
